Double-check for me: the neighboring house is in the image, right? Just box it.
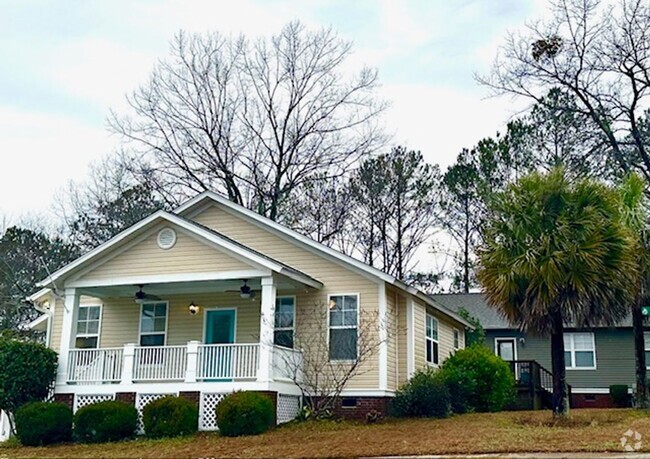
[28,191,469,429]
[434,293,641,408]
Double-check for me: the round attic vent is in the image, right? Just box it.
[157,228,177,250]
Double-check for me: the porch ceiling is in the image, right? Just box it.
[77,275,310,299]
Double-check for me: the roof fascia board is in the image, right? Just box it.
[394,280,473,329]
[67,269,272,289]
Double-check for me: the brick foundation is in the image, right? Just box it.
[571,393,613,408]
[327,396,390,420]
[54,393,74,410]
[115,392,136,405]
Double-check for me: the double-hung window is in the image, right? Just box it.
[274,296,295,348]
[139,302,168,346]
[75,305,101,349]
[564,332,596,369]
[426,313,439,365]
[329,294,358,361]
[453,328,460,350]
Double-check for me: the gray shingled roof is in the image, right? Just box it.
[431,293,633,329]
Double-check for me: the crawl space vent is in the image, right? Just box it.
[157,228,177,249]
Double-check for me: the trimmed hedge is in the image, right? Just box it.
[390,368,451,418]
[0,338,57,417]
[142,395,198,438]
[216,392,275,437]
[74,400,138,443]
[438,345,515,413]
[610,384,630,407]
[14,401,72,446]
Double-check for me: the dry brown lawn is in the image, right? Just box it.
[2,409,649,458]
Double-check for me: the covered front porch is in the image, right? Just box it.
[56,272,319,390]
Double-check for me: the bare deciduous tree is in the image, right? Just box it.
[109,21,387,221]
[278,175,354,250]
[55,157,164,251]
[271,301,389,417]
[350,147,441,279]
[479,0,650,406]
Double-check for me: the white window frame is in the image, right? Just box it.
[564,332,597,370]
[453,328,461,350]
[274,295,296,349]
[138,301,169,346]
[425,313,439,366]
[75,304,102,349]
[327,293,360,362]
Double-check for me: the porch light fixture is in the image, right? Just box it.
[188,302,200,315]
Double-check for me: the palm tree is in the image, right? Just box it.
[619,173,650,408]
[477,168,638,416]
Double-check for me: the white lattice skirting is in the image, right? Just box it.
[277,394,301,424]
[136,392,177,434]
[73,394,115,413]
[199,392,227,431]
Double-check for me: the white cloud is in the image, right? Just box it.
[0,0,546,222]
[382,83,529,169]
[0,108,114,217]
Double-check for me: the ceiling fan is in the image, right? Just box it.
[134,285,161,304]
[226,279,258,299]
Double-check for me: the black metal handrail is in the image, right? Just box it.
[507,359,572,410]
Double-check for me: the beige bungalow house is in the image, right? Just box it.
[28,191,469,430]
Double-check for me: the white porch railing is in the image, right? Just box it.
[66,343,301,385]
[196,344,259,380]
[68,348,124,383]
[133,346,187,381]
[272,345,303,382]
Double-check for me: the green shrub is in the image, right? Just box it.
[215,391,275,437]
[74,400,138,443]
[610,385,630,407]
[0,339,57,419]
[14,402,72,446]
[438,345,515,413]
[142,395,198,439]
[389,368,451,418]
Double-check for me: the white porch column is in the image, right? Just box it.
[406,297,416,379]
[56,288,80,385]
[185,340,200,383]
[121,343,136,384]
[258,276,276,382]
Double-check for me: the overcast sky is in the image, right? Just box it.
[0,0,546,221]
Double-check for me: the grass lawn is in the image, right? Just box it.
[2,409,649,458]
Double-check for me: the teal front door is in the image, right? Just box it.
[204,309,236,381]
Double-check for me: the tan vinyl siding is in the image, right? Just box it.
[192,204,381,390]
[79,225,252,282]
[99,293,261,348]
[50,298,64,353]
[397,295,408,387]
[413,300,427,371]
[386,286,399,390]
